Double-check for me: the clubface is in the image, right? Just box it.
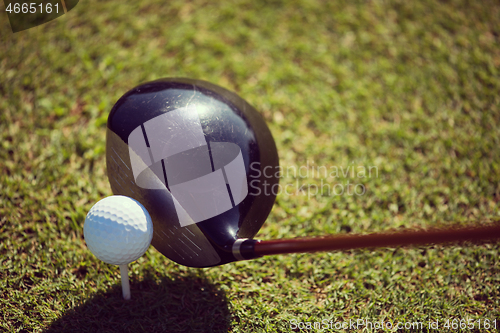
[106,78,279,267]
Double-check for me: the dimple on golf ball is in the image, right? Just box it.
[83,195,153,265]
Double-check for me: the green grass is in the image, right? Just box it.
[1,0,500,331]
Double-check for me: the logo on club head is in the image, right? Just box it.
[5,0,79,33]
[127,106,248,227]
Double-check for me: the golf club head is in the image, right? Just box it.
[106,78,279,267]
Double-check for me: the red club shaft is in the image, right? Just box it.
[253,224,500,257]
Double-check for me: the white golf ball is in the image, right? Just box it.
[83,195,153,265]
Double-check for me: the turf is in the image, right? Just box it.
[1,0,500,332]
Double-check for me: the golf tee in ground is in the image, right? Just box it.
[119,264,131,300]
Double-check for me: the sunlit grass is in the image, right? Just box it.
[1,0,499,331]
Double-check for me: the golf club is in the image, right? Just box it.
[106,78,500,268]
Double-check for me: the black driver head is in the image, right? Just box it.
[106,78,279,267]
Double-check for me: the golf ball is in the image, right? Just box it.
[83,195,153,265]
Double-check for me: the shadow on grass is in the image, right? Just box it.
[44,271,231,333]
